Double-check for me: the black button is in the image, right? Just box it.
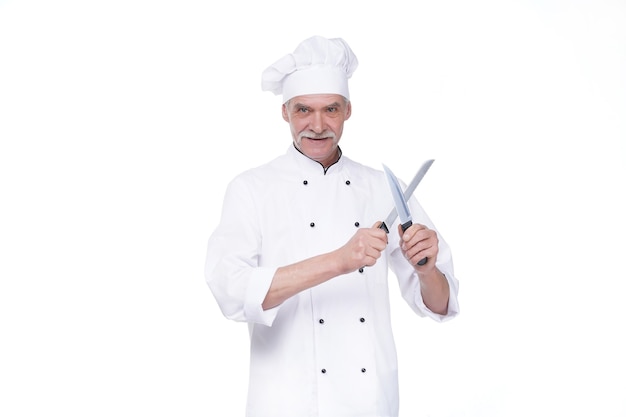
[345,180,351,185]
[354,222,360,227]
[321,369,327,374]
[310,222,315,227]
[319,319,324,324]
[360,317,365,323]
[361,368,367,373]
[358,268,364,273]
[303,180,308,185]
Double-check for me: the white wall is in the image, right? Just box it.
[1,0,624,415]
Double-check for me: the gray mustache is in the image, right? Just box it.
[299,131,336,140]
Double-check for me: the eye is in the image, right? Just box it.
[326,106,337,113]
[297,106,310,113]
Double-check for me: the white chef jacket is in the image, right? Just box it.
[205,145,459,417]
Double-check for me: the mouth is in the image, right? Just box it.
[303,136,330,141]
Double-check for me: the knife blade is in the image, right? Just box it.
[379,159,435,233]
[381,160,434,266]
[383,164,414,232]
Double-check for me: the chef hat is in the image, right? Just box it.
[261,36,359,103]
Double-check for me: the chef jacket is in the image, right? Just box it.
[205,145,460,417]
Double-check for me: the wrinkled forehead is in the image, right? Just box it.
[286,94,348,109]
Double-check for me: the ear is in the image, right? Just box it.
[282,104,289,122]
[345,101,352,120]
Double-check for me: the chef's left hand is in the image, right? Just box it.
[398,223,438,270]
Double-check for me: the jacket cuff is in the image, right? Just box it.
[244,267,281,326]
[416,270,460,322]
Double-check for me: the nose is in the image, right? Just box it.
[309,112,324,133]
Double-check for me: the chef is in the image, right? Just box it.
[205,35,460,417]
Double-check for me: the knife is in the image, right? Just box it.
[379,159,435,233]
[381,160,434,265]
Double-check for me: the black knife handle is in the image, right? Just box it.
[379,222,390,234]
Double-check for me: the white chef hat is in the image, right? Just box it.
[261,36,359,103]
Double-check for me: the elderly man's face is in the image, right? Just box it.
[282,94,351,168]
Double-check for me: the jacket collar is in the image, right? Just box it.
[288,143,344,175]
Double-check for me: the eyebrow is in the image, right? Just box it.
[292,102,342,110]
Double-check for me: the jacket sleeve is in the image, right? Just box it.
[387,197,460,322]
[204,176,281,326]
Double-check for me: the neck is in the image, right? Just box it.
[292,144,342,172]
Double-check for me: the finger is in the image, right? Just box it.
[399,227,424,252]
[407,227,433,249]
[404,231,435,259]
[411,236,439,266]
[368,224,388,244]
[365,247,383,261]
[371,237,388,252]
[398,223,424,242]
[409,243,432,264]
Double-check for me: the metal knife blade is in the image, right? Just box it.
[383,164,414,231]
[380,159,435,232]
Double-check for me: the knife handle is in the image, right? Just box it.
[401,221,428,266]
[379,222,390,234]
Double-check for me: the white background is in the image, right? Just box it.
[1,0,625,416]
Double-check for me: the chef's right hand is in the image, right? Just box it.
[336,221,388,274]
